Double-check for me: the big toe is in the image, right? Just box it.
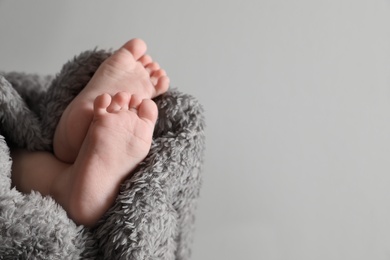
[137,99,158,125]
[121,38,147,60]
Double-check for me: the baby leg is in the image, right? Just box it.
[11,149,69,197]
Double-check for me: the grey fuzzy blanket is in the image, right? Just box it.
[0,49,205,259]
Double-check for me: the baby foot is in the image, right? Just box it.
[84,38,170,100]
[58,92,158,226]
[54,38,169,163]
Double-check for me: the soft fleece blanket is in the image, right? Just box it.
[0,48,205,259]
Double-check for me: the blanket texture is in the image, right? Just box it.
[0,49,205,259]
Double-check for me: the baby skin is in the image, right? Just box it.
[54,38,169,163]
[11,39,169,227]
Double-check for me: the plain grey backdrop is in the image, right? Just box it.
[1,1,390,259]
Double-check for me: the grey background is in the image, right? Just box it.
[1,1,390,259]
